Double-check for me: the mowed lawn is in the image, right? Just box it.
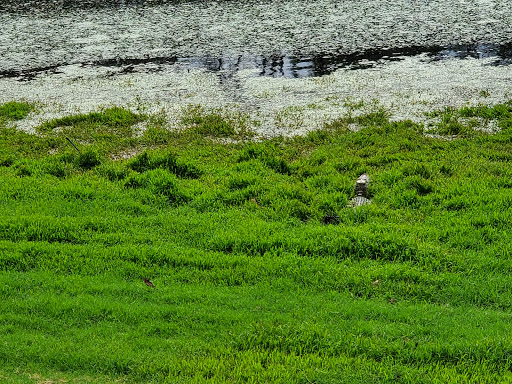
[1,101,512,383]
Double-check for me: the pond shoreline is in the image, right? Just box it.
[2,55,510,137]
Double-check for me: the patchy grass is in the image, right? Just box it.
[2,100,512,382]
[426,101,512,136]
[34,107,146,155]
[181,104,255,140]
[0,101,34,121]
[37,106,143,133]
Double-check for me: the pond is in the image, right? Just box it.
[1,0,511,135]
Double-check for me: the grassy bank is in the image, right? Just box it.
[2,100,512,383]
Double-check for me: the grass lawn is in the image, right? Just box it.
[2,100,512,383]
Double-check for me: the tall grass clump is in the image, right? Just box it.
[124,168,188,205]
[128,150,201,179]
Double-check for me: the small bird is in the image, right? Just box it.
[143,278,155,288]
[372,279,380,286]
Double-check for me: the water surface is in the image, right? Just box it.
[1,0,511,135]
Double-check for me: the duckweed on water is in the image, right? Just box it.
[2,100,512,383]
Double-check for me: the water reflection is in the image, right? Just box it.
[1,42,510,82]
[435,42,512,64]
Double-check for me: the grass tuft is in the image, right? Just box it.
[128,150,201,178]
[0,101,34,121]
[75,148,103,170]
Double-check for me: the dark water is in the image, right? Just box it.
[2,43,512,81]
[1,0,511,80]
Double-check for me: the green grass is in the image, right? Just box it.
[0,101,34,121]
[2,101,512,382]
[181,104,255,140]
[426,101,512,136]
